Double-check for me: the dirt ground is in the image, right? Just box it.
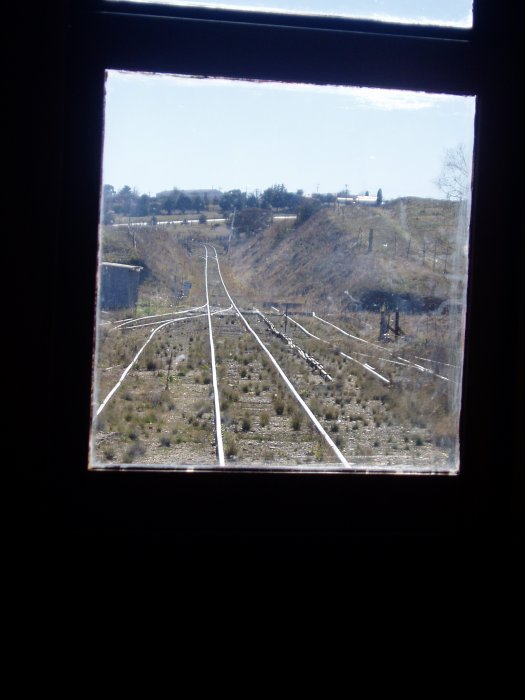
[92,306,455,471]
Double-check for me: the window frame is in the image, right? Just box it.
[46,0,523,550]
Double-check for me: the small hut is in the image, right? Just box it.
[100,262,143,310]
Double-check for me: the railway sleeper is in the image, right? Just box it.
[257,310,333,382]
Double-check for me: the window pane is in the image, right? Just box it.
[90,71,475,472]
[109,1,473,27]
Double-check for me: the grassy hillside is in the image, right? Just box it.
[98,197,467,318]
[99,224,206,315]
[228,197,465,313]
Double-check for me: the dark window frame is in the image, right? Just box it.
[43,0,522,557]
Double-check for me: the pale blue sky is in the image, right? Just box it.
[103,2,475,199]
[102,70,475,200]
[118,1,473,27]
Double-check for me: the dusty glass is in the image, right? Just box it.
[90,71,475,472]
[108,1,473,27]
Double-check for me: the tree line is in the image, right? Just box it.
[102,183,383,226]
[102,184,211,223]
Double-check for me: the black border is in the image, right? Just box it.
[27,0,524,575]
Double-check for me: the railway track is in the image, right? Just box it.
[204,244,350,467]
[93,244,458,470]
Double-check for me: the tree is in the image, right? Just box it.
[219,189,246,214]
[261,184,289,209]
[163,196,177,215]
[435,144,470,201]
[176,194,192,213]
[376,188,383,206]
[112,185,139,216]
[136,193,151,217]
[102,184,116,224]
[295,198,321,225]
[234,208,272,236]
[103,184,115,200]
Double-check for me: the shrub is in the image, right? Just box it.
[225,437,238,458]
[274,398,285,416]
[122,441,146,463]
[291,414,302,431]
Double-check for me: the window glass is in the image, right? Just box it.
[90,71,475,472]
[109,1,473,27]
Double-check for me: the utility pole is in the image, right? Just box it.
[379,304,388,340]
[226,208,236,254]
[165,348,173,390]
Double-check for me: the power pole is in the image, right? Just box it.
[165,348,173,390]
[226,208,236,254]
[379,304,388,340]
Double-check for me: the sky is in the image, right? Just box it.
[118,0,473,27]
[101,2,475,201]
[103,72,475,200]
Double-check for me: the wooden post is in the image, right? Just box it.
[368,228,374,253]
[395,308,400,340]
[165,349,173,390]
[379,304,388,340]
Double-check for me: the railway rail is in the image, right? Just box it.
[94,242,457,469]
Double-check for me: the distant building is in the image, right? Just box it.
[100,262,143,310]
[337,195,379,206]
[156,188,222,200]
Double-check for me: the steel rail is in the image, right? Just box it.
[96,310,214,416]
[203,245,225,466]
[281,310,390,384]
[311,311,450,382]
[112,304,208,330]
[208,246,350,468]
